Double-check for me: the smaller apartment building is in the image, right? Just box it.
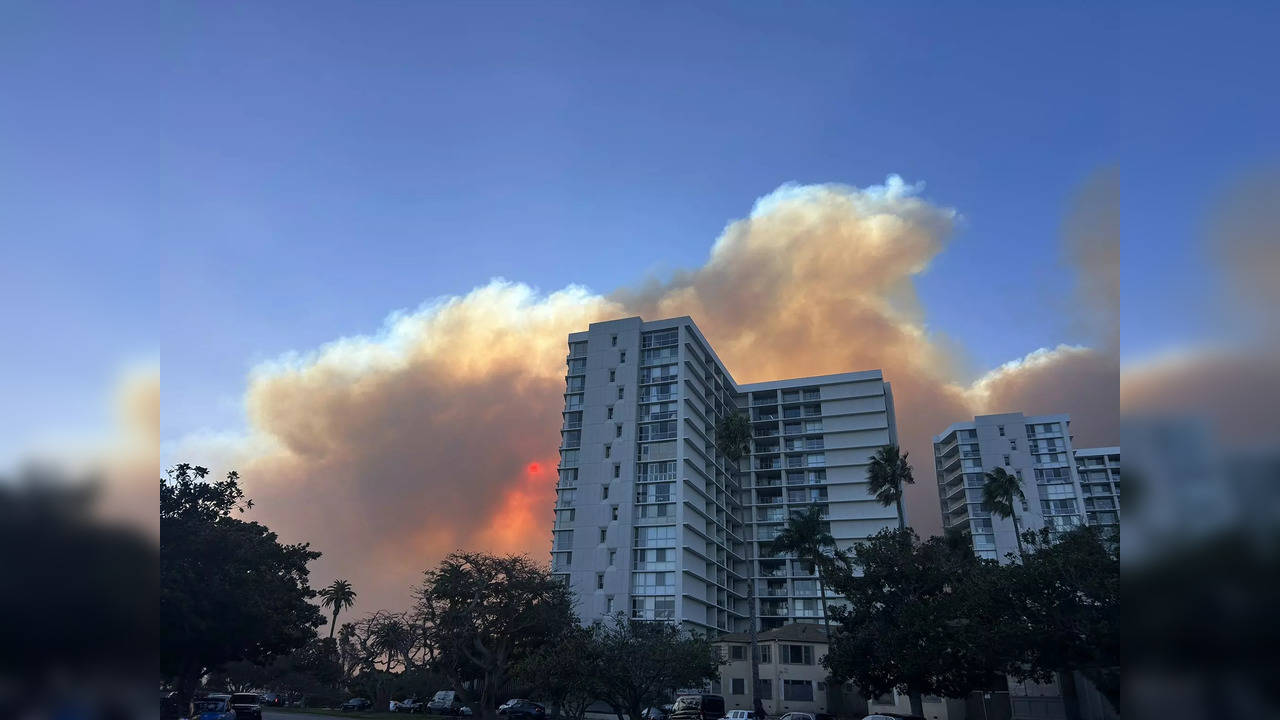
[714,624,867,717]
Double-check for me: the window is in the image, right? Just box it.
[605,445,612,458]
[611,335,618,347]
[606,596,614,613]
[612,506,619,521]
[614,464,621,478]
[756,645,771,664]
[610,369,616,382]
[730,645,745,660]
[618,386,625,399]
[554,508,575,523]
[602,485,610,500]
[617,424,623,438]
[600,528,608,543]
[634,525,677,547]
[632,571,675,591]
[998,425,1006,436]
[633,547,674,569]
[608,406,614,419]
[781,644,814,665]
[1010,439,1017,450]
[597,573,605,590]
[731,678,745,695]
[620,350,627,363]
[783,680,813,701]
[630,595,675,619]
[609,550,617,565]
[1003,454,1011,466]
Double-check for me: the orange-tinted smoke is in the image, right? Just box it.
[186,176,1118,616]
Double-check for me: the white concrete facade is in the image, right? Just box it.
[1073,446,1120,538]
[552,316,900,633]
[933,413,1083,561]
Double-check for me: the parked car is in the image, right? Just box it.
[498,699,531,714]
[644,704,675,720]
[502,701,546,720]
[670,694,726,720]
[230,693,263,720]
[258,692,283,708]
[427,690,468,716]
[779,713,814,720]
[395,698,428,713]
[192,697,237,720]
[342,697,373,712]
[719,711,759,720]
[861,716,925,720]
[815,714,836,720]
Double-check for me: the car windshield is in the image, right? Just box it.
[194,701,227,712]
[232,695,258,704]
[673,697,701,710]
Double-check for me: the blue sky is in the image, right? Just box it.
[1,2,1275,456]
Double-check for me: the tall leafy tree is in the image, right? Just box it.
[161,464,325,710]
[983,467,1027,557]
[715,410,764,717]
[514,624,603,720]
[319,579,357,639]
[823,528,1009,718]
[714,412,752,463]
[770,504,838,641]
[1006,527,1119,716]
[593,614,723,720]
[865,445,915,529]
[414,552,575,720]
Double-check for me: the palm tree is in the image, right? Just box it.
[770,505,837,644]
[983,467,1027,557]
[715,410,764,717]
[319,579,357,639]
[865,445,914,529]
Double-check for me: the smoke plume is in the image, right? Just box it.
[181,175,1119,616]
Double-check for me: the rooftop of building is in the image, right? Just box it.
[715,622,832,645]
[932,412,1072,443]
[571,315,887,394]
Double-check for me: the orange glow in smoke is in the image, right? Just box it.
[527,462,540,474]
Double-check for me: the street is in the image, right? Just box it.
[265,710,361,720]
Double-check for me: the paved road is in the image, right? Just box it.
[264,710,357,720]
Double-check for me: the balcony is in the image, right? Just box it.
[754,411,779,422]
[760,602,790,616]
[756,458,781,470]
[753,427,780,438]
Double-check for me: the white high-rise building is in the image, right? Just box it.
[934,413,1083,560]
[552,316,900,633]
[934,413,1120,561]
[1073,446,1120,535]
